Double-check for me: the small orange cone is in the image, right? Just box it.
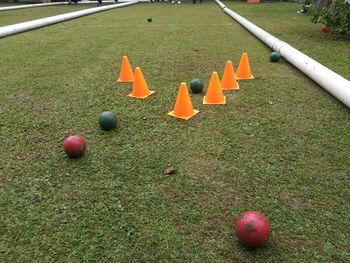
[236,52,254,80]
[168,82,199,120]
[203,72,226,105]
[117,56,135,82]
[221,60,240,90]
[128,67,155,99]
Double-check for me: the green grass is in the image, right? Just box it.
[1,2,349,262]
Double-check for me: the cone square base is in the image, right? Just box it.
[168,109,199,120]
[128,90,155,99]
[117,79,134,83]
[203,96,226,105]
[222,83,240,91]
[236,76,254,80]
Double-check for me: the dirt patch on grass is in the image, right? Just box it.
[279,192,312,211]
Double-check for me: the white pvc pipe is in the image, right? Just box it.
[215,0,225,9]
[215,0,350,108]
[0,1,138,38]
[0,2,67,12]
[77,0,150,4]
[0,0,147,11]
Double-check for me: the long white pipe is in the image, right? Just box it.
[0,1,138,38]
[215,0,350,108]
[0,2,67,11]
[75,0,149,4]
[0,0,147,11]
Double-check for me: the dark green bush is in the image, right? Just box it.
[312,0,350,36]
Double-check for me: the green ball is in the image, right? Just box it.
[190,79,204,93]
[270,51,281,62]
[99,111,117,131]
[147,17,152,22]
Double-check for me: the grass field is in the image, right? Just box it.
[1,1,349,262]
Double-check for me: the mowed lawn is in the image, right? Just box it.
[0,2,349,262]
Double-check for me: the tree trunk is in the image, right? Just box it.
[313,0,331,9]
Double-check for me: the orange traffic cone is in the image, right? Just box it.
[128,67,155,99]
[236,53,254,80]
[221,60,240,90]
[203,72,226,105]
[168,82,199,120]
[117,56,135,82]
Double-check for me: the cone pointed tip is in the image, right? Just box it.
[180,82,187,88]
[179,82,188,91]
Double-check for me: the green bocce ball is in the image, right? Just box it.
[99,111,117,131]
[270,51,281,62]
[190,79,204,93]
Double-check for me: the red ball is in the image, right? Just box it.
[63,135,86,158]
[321,26,330,33]
[235,211,270,248]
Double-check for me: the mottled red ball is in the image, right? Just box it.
[63,135,86,158]
[235,211,270,248]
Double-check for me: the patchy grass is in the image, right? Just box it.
[0,2,349,262]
